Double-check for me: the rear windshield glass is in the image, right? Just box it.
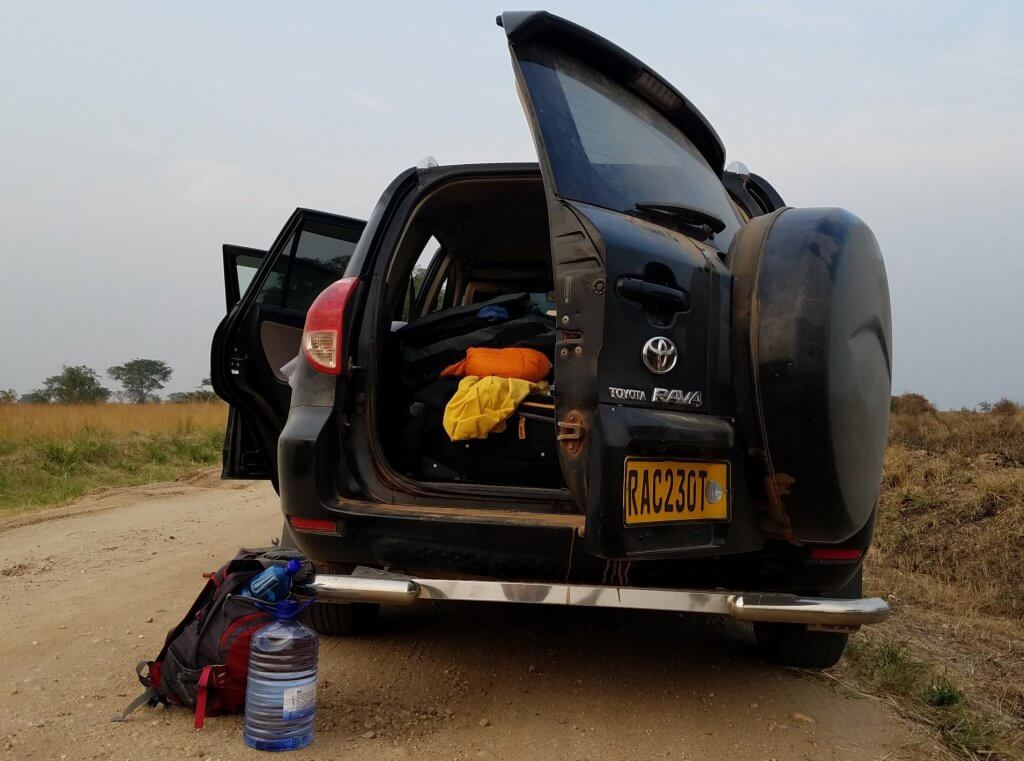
[517,45,741,248]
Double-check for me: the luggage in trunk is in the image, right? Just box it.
[396,377,561,488]
[394,293,554,388]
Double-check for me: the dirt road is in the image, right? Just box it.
[0,478,934,760]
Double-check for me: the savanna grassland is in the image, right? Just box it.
[840,397,1024,759]
[0,402,227,514]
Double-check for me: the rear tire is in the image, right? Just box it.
[753,622,850,669]
[753,567,861,670]
[305,598,380,637]
[279,521,381,637]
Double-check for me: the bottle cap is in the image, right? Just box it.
[285,559,302,575]
[274,599,302,619]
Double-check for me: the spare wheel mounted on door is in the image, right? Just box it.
[729,207,892,544]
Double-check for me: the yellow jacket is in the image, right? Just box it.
[443,375,549,441]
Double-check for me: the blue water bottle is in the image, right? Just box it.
[243,598,319,751]
[242,559,302,603]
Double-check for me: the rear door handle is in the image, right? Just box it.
[616,277,692,313]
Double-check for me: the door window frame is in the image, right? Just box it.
[222,245,266,312]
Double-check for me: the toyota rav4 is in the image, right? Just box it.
[211,11,893,669]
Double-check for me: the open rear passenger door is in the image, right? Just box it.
[499,12,746,556]
[211,210,366,486]
[220,244,269,478]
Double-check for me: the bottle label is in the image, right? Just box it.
[282,681,317,719]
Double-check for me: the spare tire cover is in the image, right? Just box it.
[730,207,892,543]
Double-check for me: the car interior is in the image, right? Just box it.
[375,176,568,490]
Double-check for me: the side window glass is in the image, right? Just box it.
[256,233,294,307]
[286,221,360,311]
[430,271,450,313]
[235,254,262,301]
[253,219,362,312]
[403,237,442,320]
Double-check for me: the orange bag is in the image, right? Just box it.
[440,347,551,382]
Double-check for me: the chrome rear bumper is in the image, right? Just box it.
[299,567,889,627]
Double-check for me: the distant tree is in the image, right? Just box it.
[108,359,172,404]
[168,378,219,403]
[19,393,44,404]
[0,389,16,404]
[36,365,111,404]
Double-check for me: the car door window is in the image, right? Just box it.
[255,233,295,307]
[223,245,267,310]
[235,254,262,301]
[286,222,360,311]
[403,237,445,320]
[254,219,361,312]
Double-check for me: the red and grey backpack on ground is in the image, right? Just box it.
[112,547,312,729]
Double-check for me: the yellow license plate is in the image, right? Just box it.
[623,458,730,525]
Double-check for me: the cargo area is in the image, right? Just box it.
[375,176,568,491]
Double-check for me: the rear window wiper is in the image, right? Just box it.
[633,202,727,239]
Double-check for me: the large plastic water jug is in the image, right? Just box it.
[243,599,319,751]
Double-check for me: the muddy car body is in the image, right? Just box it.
[212,11,892,668]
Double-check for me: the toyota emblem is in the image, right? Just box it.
[641,336,677,374]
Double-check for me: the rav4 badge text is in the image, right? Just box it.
[608,387,703,407]
[653,388,702,406]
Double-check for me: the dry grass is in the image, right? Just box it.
[0,402,227,438]
[0,402,228,514]
[841,402,1024,758]
[876,409,1024,617]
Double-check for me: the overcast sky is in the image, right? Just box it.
[1,1,1021,408]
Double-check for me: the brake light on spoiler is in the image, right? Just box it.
[302,277,359,375]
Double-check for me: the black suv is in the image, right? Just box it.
[212,11,892,669]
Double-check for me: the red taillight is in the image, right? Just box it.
[302,276,359,375]
[288,516,338,534]
[809,547,863,562]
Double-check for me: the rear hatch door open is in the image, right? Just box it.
[499,11,754,557]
